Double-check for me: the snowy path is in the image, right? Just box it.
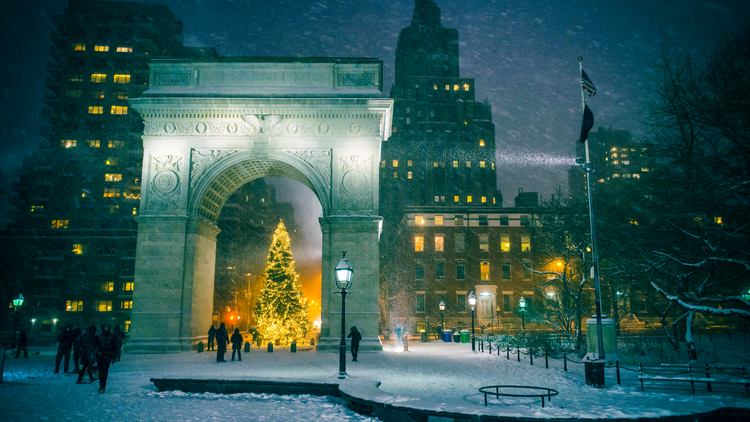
[2,341,749,421]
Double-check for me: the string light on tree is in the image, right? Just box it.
[254,220,310,345]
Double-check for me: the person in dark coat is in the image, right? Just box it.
[215,323,229,362]
[55,324,75,373]
[230,328,243,361]
[71,327,83,374]
[95,322,119,393]
[76,325,98,384]
[112,325,125,362]
[207,325,216,351]
[347,326,362,362]
[15,330,28,358]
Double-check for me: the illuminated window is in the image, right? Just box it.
[493,197,496,204]
[479,139,485,147]
[72,43,86,51]
[69,75,83,82]
[66,300,83,312]
[435,235,445,252]
[435,215,443,225]
[111,105,128,115]
[467,196,472,203]
[501,235,510,252]
[114,91,129,100]
[93,91,106,99]
[30,205,44,213]
[120,300,133,310]
[613,174,620,178]
[433,162,439,167]
[415,236,424,252]
[91,73,106,83]
[714,217,723,225]
[407,160,413,167]
[94,45,109,52]
[406,118,410,124]
[72,244,84,255]
[88,140,100,147]
[105,173,122,182]
[392,160,398,167]
[481,261,490,280]
[641,168,649,172]
[521,235,530,252]
[88,106,103,114]
[61,139,77,148]
[96,301,113,312]
[630,219,639,225]
[103,188,121,197]
[622,148,628,151]
[465,161,471,168]
[124,321,131,332]
[380,160,385,168]
[392,171,398,178]
[481,196,487,203]
[464,83,470,91]
[612,160,619,165]
[123,281,134,291]
[107,205,119,213]
[453,160,459,168]
[433,84,438,90]
[101,282,114,292]
[66,89,82,98]
[415,215,425,225]
[612,153,618,158]
[623,161,630,165]
[114,74,130,83]
[479,235,489,252]
[492,163,495,170]
[407,171,412,179]
[633,174,640,178]
[116,46,133,53]
[480,161,486,168]
[445,84,450,90]
[453,84,459,91]
[51,220,69,229]
[108,140,124,148]
[454,195,459,202]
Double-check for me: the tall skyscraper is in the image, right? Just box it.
[3,0,215,332]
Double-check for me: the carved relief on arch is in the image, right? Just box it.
[190,150,239,188]
[339,155,372,210]
[143,120,257,136]
[148,155,182,210]
[287,149,332,193]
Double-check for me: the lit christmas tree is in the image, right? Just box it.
[254,220,310,345]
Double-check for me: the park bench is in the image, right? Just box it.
[638,363,749,396]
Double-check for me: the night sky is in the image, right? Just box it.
[2,0,749,266]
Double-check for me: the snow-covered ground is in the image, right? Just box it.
[2,339,748,421]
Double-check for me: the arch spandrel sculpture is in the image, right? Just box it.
[125,58,392,352]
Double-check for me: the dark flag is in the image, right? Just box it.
[581,69,597,97]
[579,104,594,143]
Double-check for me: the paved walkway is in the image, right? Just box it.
[2,341,749,421]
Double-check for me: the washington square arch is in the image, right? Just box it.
[123,58,392,353]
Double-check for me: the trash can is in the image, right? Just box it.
[585,359,605,388]
[442,329,452,342]
[420,332,429,342]
[460,329,470,343]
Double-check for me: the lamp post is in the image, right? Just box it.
[468,292,477,351]
[439,301,445,335]
[11,294,24,350]
[334,252,353,379]
[519,296,526,334]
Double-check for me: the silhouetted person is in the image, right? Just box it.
[347,326,362,362]
[207,325,216,351]
[215,323,229,362]
[15,330,28,358]
[76,325,98,384]
[95,322,119,393]
[54,324,75,373]
[113,325,125,362]
[231,328,243,361]
[71,327,83,374]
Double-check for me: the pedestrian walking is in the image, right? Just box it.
[231,328,243,361]
[113,325,125,362]
[15,330,28,358]
[215,322,229,362]
[94,323,119,393]
[76,325,98,384]
[207,325,216,351]
[71,327,83,374]
[54,324,75,373]
[347,326,362,362]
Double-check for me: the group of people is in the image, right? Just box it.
[54,323,125,394]
[207,323,244,362]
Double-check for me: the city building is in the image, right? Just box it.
[2,0,216,335]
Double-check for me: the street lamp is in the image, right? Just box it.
[334,252,353,379]
[11,294,24,350]
[519,296,526,334]
[468,292,477,351]
[439,301,445,335]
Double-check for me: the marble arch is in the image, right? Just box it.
[124,58,392,352]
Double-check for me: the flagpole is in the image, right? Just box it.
[579,56,606,362]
